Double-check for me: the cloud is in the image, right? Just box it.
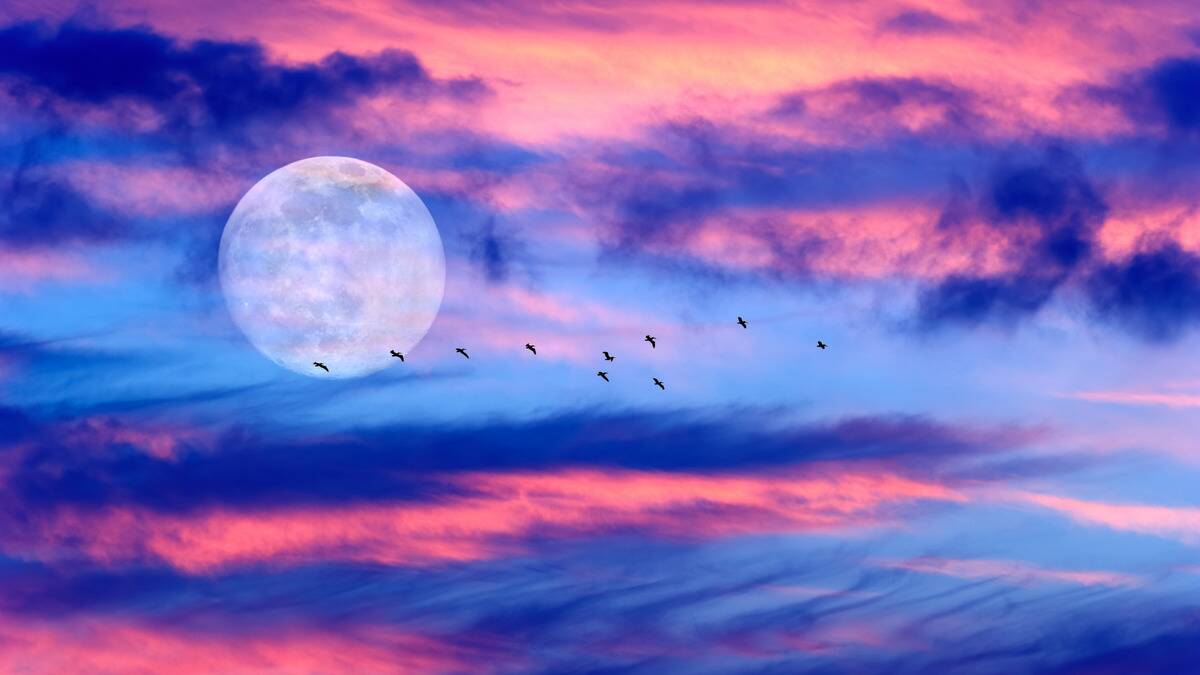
[0,613,504,675]
[1084,240,1200,342]
[1097,57,1200,136]
[918,146,1108,328]
[1045,617,1200,674]
[0,247,100,290]
[877,556,1142,588]
[0,128,130,247]
[465,217,527,283]
[1066,390,1200,408]
[0,410,1033,515]
[0,20,487,131]
[1018,491,1200,544]
[878,9,970,36]
[1,465,964,572]
[0,405,1056,574]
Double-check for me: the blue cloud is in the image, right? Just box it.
[0,20,488,130]
[1085,241,1200,342]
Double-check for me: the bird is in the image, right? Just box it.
[456,347,470,359]
[390,350,404,362]
[644,335,656,348]
[313,362,329,372]
[597,371,610,382]
[653,377,665,390]
[737,316,748,328]
[603,351,615,362]
[525,343,537,355]
[817,341,827,350]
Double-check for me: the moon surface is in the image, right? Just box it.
[219,156,445,378]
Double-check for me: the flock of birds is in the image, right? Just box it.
[312,316,829,386]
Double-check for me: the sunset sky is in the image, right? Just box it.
[2,1,1200,672]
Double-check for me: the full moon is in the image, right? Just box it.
[219,157,445,378]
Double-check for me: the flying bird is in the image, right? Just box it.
[644,335,656,348]
[653,377,665,390]
[597,371,610,382]
[390,350,404,362]
[456,347,470,359]
[313,362,329,372]
[603,351,615,362]
[525,343,537,355]
[817,341,827,350]
[737,316,748,328]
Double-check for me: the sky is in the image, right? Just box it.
[1,1,1200,672]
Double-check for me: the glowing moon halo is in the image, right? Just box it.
[219,157,445,378]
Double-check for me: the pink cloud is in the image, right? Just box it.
[876,556,1142,587]
[0,248,103,291]
[64,417,207,461]
[1065,390,1200,409]
[431,276,689,364]
[1,465,963,573]
[0,614,506,675]
[62,161,249,217]
[25,0,1193,147]
[1017,491,1200,544]
[670,202,1015,280]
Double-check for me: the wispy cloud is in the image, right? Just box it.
[1065,390,1200,408]
[1018,491,1200,544]
[877,556,1142,587]
[2,465,962,572]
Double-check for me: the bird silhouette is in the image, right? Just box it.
[602,351,615,362]
[737,316,748,328]
[313,362,329,373]
[644,335,656,348]
[817,341,827,350]
[525,343,537,355]
[390,350,405,362]
[597,371,609,382]
[653,377,665,390]
[456,347,470,359]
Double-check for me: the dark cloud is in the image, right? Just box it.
[1084,240,1200,342]
[0,20,488,131]
[769,77,982,135]
[1187,26,1200,48]
[918,147,1108,328]
[1046,616,1200,675]
[0,127,129,246]
[466,217,528,283]
[879,9,968,35]
[1137,58,1200,135]
[0,408,1032,514]
[0,18,516,283]
[0,538,1187,675]
[1091,57,1200,136]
